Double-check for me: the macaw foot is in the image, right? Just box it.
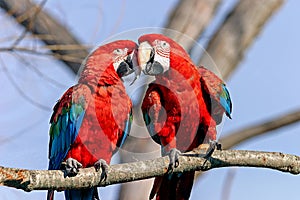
[199,140,222,159]
[167,148,181,173]
[65,158,82,177]
[94,159,109,182]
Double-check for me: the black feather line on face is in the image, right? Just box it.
[144,48,164,75]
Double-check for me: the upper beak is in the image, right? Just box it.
[138,41,153,73]
[138,41,164,76]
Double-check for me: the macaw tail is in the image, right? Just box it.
[64,188,99,200]
[150,171,195,200]
[47,190,54,200]
[47,188,99,200]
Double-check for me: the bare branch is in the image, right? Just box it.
[0,149,299,192]
[164,0,221,50]
[220,109,300,149]
[0,0,89,73]
[0,46,84,63]
[194,109,300,180]
[199,0,284,79]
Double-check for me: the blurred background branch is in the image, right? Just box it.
[0,0,88,73]
[198,0,284,79]
[220,108,300,149]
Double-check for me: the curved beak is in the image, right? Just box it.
[116,50,140,81]
[138,41,164,76]
[138,41,152,72]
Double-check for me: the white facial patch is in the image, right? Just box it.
[112,48,128,71]
[153,40,170,73]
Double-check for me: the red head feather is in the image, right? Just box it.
[79,40,138,87]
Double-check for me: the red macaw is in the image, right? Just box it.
[47,40,139,200]
[137,33,232,200]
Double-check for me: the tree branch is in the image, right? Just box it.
[220,109,300,149]
[0,46,85,63]
[164,0,221,50]
[1,149,299,192]
[0,0,89,73]
[198,0,284,79]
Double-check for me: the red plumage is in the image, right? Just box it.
[138,34,232,200]
[48,40,137,200]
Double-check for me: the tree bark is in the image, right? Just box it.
[1,149,299,192]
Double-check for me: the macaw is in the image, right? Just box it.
[47,40,139,200]
[137,33,232,200]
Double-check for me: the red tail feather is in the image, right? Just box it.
[150,171,195,200]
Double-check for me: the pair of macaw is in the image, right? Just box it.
[47,34,232,200]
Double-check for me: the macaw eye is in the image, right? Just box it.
[113,49,122,54]
[161,41,170,49]
[154,39,170,50]
[113,48,128,55]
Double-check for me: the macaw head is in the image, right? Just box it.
[110,40,140,80]
[80,40,140,85]
[137,33,192,75]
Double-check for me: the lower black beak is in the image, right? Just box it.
[117,55,134,78]
[117,61,130,78]
[144,61,164,75]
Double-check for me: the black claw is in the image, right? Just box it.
[201,140,221,159]
[167,148,181,173]
[65,158,82,177]
[216,142,222,151]
[94,159,109,182]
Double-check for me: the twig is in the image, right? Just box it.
[11,0,48,47]
[0,0,89,73]
[13,52,67,88]
[0,46,83,63]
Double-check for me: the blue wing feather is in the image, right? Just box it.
[198,66,232,119]
[48,86,88,170]
[220,84,232,118]
[118,110,132,148]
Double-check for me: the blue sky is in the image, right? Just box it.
[0,0,300,199]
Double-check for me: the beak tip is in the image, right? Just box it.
[129,75,139,85]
